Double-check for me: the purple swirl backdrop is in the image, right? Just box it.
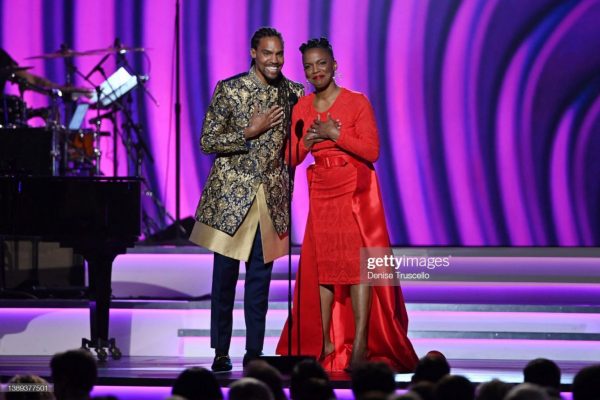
[1,0,599,246]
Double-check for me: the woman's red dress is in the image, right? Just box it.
[276,88,418,372]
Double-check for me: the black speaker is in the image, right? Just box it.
[258,355,317,374]
[0,128,59,175]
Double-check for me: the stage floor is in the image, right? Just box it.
[0,355,592,389]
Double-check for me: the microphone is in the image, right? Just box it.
[288,92,298,106]
[288,92,301,139]
[294,120,304,139]
[89,109,117,125]
[85,53,111,80]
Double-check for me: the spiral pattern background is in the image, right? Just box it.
[1,0,599,246]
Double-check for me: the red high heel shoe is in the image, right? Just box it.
[344,348,370,373]
[319,350,336,371]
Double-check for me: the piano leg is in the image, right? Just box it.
[81,250,122,361]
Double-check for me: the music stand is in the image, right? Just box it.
[90,67,139,107]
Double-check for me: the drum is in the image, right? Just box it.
[67,129,96,163]
[0,95,27,128]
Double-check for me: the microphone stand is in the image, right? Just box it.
[287,105,311,366]
[70,66,106,176]
[112,40,176,240]
[61,44,76,127]
[85,53,111,81]
[95,66,121,176]
[146,0,186,245]
[288,109,294,358]
[261,93,312,373]
[174,0,183,243]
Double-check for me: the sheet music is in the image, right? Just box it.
[90,67,138,106]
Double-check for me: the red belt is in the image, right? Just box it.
[314,156,349,168]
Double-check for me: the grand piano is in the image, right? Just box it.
[0,176,140,360]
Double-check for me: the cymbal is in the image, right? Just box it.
[60,86,94,98]
[78,45,146,56]
[27,46,146,60]
[11,79,92,97]
[0,65,33,74]
[25,49,89,60]
[60,86,92,93]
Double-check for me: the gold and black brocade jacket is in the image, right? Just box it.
[194,68,304,236]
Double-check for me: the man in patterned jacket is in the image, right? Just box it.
[189,27,304,372]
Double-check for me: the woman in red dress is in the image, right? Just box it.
[276,38,418,372]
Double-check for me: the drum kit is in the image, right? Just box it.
[0,42,171,239]
[0,43,149,176]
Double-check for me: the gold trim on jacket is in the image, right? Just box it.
[189,184,288,263]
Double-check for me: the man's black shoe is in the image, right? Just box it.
[242,351,263,368]
[211,355,232,372]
